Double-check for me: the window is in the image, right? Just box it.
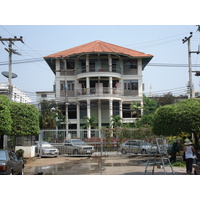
[60,60,65,70]
[41,94,47,98]
[60,81,65,91]
[124,80,138,90]
[112,59,120,72]
[68,104,77,119]
[0,151,6,160]
[123,59,138,75]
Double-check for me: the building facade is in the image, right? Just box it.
[44,40,153,138]
[0,82,31,103]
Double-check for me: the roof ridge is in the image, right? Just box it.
[44,40,153,58]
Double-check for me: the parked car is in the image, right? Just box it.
[54,139,95,155]
[35,141,59,157]
[0,150,24,175]
[119,140,157,154]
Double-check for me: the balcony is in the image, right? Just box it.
[76,87,122,97]
[76,65,121,75]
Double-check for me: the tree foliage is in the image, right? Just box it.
[83,116,98,129]
[134,95,158,127]
[153,99,200,147]
[39,100,65,129]
[155,92,176,106]
[0,95,12,136]
[0,96,12,148]
[111,115,122,128]
[10,102,40,136]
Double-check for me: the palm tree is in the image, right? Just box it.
[83,116,98,138]
[111,115,122,128]
[83,116,98,129]
[130,102,142,118]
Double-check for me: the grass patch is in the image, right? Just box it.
[172,161,186,167]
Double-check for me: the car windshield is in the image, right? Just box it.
[72,140,85,145]
[0,151,6,160]
[35,141,52,147]
[41,142,52,147]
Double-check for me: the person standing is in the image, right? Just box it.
[170,138,181,163]
[184,139,195,175]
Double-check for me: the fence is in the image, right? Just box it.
[37,130,121,157]
[37,128,156,157]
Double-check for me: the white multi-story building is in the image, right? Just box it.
[44,40,153,138]
[0,82,31,103]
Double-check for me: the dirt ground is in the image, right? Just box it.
[24,155,188,175]
[25,156,85,167]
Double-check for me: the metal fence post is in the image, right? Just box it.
[39,131,43,158]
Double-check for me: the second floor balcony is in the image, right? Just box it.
[60,87,138,98]
[76,87,122,96]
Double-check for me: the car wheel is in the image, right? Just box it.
[19,168,24,175]
[73,149,78,155]
[141,149,147,154]
[121,149,127,154]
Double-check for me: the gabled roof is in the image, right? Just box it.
[44,40,153,59]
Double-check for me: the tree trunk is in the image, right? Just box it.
[193,132,199,149]
[0,135,4,149]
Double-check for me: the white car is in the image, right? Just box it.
[120,140,157,154]
[54,139,95,155]
[35,141,59,157]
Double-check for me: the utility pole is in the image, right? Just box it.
[182,32,200,99]
[0,36,24,150]
[0,36,24,100]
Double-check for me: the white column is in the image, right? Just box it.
[86,77,90,94]
[86,54,89,72]
[109,99,113,126]
[119,100,123,119]
[138,78,143,97]
[109,77,113,94]
[55,59,60,98]
[108,54,112,72]
[98,100,101,138]
[87,99,91,138]
[77,102,80,138]
[138,58,142,75]
[109,99,113,137]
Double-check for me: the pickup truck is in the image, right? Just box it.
[53,139,95,155]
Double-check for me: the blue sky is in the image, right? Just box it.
[0,25,200,101]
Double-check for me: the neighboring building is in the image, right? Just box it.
[36,91,55,102]
[44,40,153,138]
[0,82,31,103]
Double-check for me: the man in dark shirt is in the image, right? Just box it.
[170,139,182,163]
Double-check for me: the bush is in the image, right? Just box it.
[15,149,24,158]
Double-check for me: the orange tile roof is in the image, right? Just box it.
[44,40,153,58]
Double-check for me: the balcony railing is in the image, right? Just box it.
[76,65,121,75]
[76,87,122,96]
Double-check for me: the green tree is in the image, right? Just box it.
[134,95,158,127]
[0,96,12,148]
[111,115,122,128]
[83,116,98,129]
[10,102,40,136]
[130,102,142,118]
[155,92,176,106]
[39,100,65,129]
[153,99,200,148]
